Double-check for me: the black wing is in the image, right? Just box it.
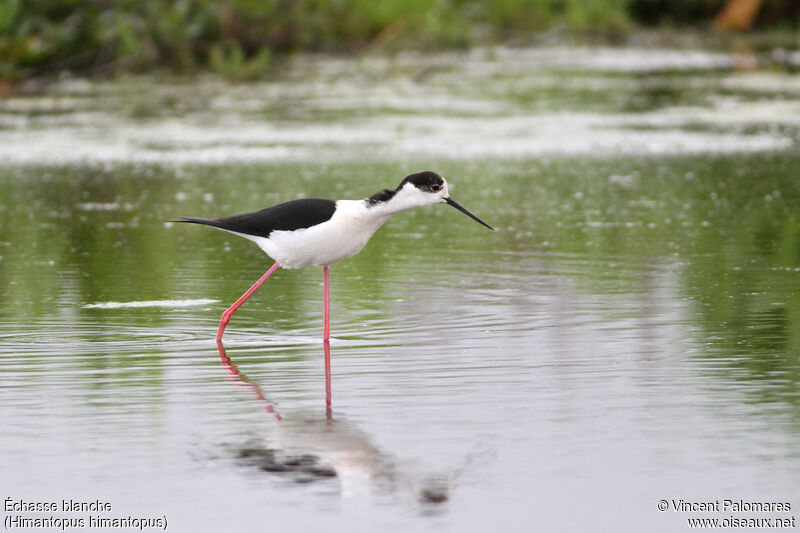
[173,198,337,238]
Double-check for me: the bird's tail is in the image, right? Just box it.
[169,216,219,227]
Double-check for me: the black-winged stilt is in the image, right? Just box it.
[174,171,492,344]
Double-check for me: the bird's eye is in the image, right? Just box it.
[431,184,441,192]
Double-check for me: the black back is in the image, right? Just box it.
[175,198,336,238]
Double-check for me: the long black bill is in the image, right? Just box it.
[445,197,494,231]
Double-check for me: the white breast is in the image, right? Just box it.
[251,200,390,269]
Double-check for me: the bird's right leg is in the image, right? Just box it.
[322,265,333,416]
[217,261,280,342]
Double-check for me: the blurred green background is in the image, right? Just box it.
[1,0,799,82]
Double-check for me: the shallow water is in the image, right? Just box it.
[2,48,800,532]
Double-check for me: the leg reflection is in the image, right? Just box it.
[216,340,281,421]
[324,340,332,419]
[216,342,451,505]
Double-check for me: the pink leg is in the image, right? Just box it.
[216,261,280,342]
[323,265,332,415]
[323,265,330,341]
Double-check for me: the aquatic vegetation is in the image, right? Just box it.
[1,0,798,82]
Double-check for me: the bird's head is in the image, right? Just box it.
[395,171,450,206]
[394,171,494,230]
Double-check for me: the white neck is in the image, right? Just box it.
[363,183,438,217]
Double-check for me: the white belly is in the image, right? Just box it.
[250,201,388,269]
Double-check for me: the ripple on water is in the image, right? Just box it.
[0,48,798,166]
[83,298,220,309]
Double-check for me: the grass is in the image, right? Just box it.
[0,0,798,83]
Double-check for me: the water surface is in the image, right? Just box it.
[1,48,799,532]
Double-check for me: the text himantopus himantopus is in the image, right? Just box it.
[174,171,492,345]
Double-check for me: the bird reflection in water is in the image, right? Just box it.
[216,341,450,505]
[217,340,282,421]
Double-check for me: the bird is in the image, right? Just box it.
[172,171,493,345]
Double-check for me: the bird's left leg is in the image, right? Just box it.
[217,261,280,342]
